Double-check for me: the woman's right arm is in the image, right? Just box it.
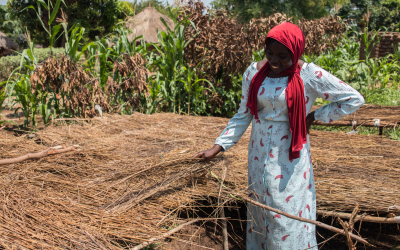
[193,64,255,161]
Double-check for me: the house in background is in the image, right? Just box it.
[0,31,17,57]
[125,3,175,46]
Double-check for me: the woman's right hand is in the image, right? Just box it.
[193,144,223,162]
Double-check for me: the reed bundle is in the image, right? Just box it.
[0,112,398,248]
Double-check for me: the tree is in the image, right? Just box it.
[210,0,348,22]
[0,3,26,48]
[337,0,400,31]
[7,0,125,46]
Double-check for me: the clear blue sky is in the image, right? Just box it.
[0,0,213,7]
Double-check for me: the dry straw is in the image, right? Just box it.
[0,112,399,248]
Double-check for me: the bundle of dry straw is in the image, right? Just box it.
[0,112,398,248]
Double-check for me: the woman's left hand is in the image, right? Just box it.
[306,111,315,134]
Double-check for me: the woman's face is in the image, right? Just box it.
[266,41,293,74]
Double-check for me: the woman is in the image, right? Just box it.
[194,22,364,249]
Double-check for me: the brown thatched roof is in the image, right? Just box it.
[125,7,175,44]
[0,31,17,52]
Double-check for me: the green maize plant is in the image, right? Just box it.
[0,81,6,124]
[12,74,45,129]
[178,66,213,115]
[146,72,163,114]
[150,9,198,113]
[23,0,67,54]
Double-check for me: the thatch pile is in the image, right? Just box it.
[0,112,399,248]
[125,6,175,44]
[0,31,17,57]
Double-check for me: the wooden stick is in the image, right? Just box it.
[221,207,229,250]
[131,219,200,250]
[54,118,97,121]
[317,210,400,224]
[0,146,77,166]
[312,121,399,128]
[233,191,371,246]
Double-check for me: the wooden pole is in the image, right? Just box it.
[0,146,77,166]
[221,207,229,250]
[317,210,400,224]
[231,190,372,246]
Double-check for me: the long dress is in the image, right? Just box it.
[214,62,364,250]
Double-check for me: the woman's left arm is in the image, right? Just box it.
[304,64,365,123]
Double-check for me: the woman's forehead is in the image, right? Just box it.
[269,41,291,53]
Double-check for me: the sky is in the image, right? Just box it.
[0,0,214,6]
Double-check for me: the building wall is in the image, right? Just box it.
[359,32,400,60]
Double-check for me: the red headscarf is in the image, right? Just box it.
[246,22,307,161]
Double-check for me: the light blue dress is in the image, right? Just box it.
[215,62,364,250]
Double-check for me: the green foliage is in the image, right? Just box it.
[0,48,64,83]
[8,0,125,46]
[301,29,400,106]
[11,73,46,129]
[0,5,26,48]
[211,74,243,117]
[0,81,7,124]
[117,1,135,17]
[4,0,399,133]
[22,0,66,50]
[149,12,208,114]
[337,0,400,31]
[210,0,348,22]
[132,0,169,16]
[4,36,52,129]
